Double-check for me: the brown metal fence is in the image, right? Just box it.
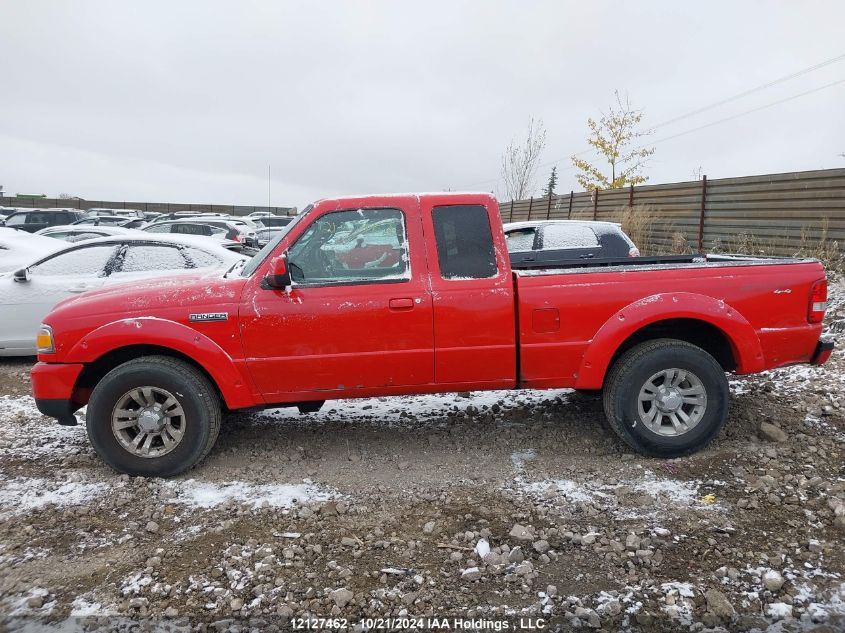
[0,197,295,217]
[500,168,845,256]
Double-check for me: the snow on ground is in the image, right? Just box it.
[509,446,718,519]
[512,469,719,519]
[0,475,109,518]
[259,389,571,426]
[162,478,336,509]
[0,395,88,459]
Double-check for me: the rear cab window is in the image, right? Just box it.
[431,205,498,279]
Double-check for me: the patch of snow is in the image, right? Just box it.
[163,478,334,509]
[0,476,108,517]
[70,595,113,616]
[260,389,570,427]
[513,469,715,519]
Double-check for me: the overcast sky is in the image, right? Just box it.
[1,1,843,208]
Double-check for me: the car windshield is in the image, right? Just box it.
[239,205,311,277]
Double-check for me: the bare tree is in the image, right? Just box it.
[501,117,546,201]
[572,90,654,191]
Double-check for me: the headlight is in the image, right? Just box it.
[36,325,55,354]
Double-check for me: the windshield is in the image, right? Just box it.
[240,205,312,277]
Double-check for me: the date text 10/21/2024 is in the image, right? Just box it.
[291,617,548,630]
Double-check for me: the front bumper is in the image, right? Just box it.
[30,362,85,424]
[811,339,835,366]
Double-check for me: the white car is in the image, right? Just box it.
[35,225,144,243]
[0,227,64,273]
[0,234,247,356]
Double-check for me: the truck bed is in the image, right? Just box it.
[512,253,815,274]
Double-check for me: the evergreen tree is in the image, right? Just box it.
[542,166,558,197]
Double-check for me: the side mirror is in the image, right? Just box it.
[264,254,292,290]
[13,268,29,283]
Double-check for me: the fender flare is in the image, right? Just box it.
[65,317,259,409]
[574,292,764,389]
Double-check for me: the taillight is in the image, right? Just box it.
[628,247,640,257]
[808,278,828,323]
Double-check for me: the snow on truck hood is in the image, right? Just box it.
[48,270,246,319]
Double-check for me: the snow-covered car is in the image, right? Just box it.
[72,215,142,228]
[0,234,247,356]
[35,225,145,243]
[143,218,258,249]
[254,215,294,246]
[503,220,640,266]
[0,227,64,273]
[1,208,87,233]
[85,208,146,219]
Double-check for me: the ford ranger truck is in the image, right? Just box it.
[30,193,833,477]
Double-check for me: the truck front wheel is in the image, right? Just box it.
[86,356,221,477]
[602,339,728,457]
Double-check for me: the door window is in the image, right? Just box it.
[431,205,497,279]
[4,214,27,227]
[30,245,117,277]
[144,224,171,233]
[288,208,409,285]
[505,228,537,252]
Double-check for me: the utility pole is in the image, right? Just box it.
[268,164,271,211]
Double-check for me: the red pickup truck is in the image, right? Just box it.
[30,193,833,477]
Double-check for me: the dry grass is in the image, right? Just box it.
[619,204,665,255]
[612,206,841,270]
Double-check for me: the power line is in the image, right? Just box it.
[646,52,845,132]
[636,77,845,150]
[457,52,845,190]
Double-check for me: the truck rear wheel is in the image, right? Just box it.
[602,339,728,457]
[86,356,221,477]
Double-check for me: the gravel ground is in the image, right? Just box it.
[0,282,844,632]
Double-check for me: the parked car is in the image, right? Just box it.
[35,225,144,243]
[85,208,146,219]
[0,206,22,218]
[140,221,243,251]
[0,227,64,273]
[248,211,277,219]
[254,215,294,246]
[1,208,86,232]
[0,234,246,356]
[143,217,258,248]
[30,193,833,477]
[503,220,640,266]
[73,215,142,228]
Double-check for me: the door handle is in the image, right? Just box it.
[68,284,89,293]
[389,298,414,310]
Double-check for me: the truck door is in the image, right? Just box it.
[419,198,516,387]
[240,201,434,397]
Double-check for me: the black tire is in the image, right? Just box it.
[87,356,221,477]
[602,339,728,457]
